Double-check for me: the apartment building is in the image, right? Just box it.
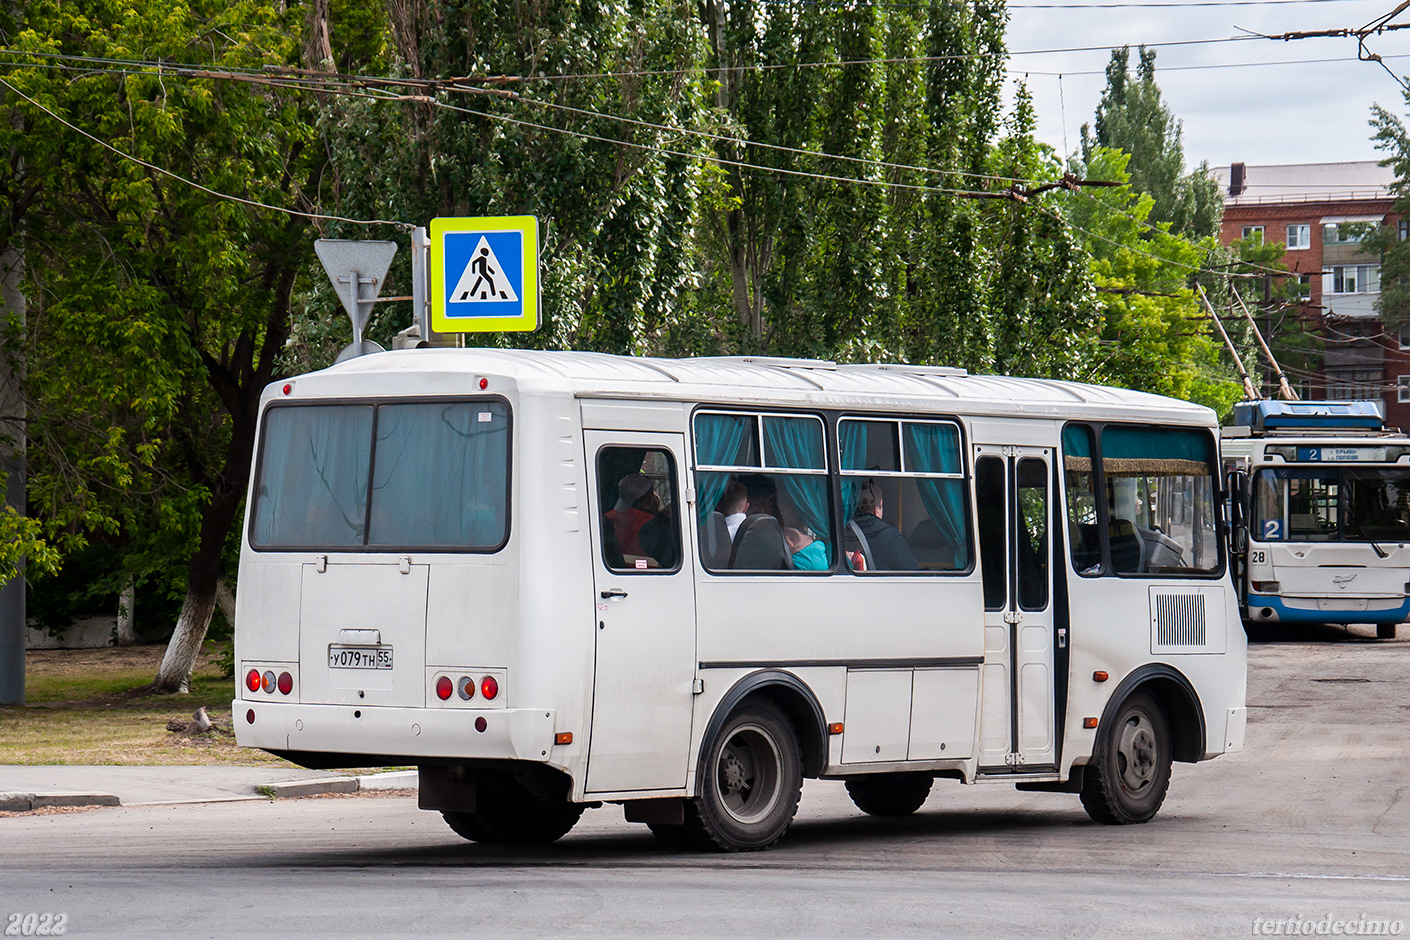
[1211,161,1408,426]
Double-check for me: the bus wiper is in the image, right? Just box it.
[1355,520,1390,559]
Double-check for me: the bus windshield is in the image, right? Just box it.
[250,400,510,551]
[1253,466,1410,543]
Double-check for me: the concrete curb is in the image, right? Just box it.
[256,770,417,799]
[1,791,121,812]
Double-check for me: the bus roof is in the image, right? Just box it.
[283,348,1217,425]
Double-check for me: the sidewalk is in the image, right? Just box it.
[0,765,417,812]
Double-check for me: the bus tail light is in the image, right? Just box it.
[435,675,454,700]
[457,676,475,700]
[480,675,499,700]
[277,672,293,695]
[261,670,276,694]
[1250,580,1280,593]
[245,669,262,693]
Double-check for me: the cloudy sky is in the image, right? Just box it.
[1002,0,1410,170]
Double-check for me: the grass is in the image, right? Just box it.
[0,644,297,767]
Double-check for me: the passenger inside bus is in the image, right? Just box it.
[847,481,920,571]
[603,469,678,569]
[783,526,829,570]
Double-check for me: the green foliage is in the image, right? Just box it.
[1080,47,1222,240]
[1061,147,1241,414]
[9,0,320,639]
[1372,99,1410,332]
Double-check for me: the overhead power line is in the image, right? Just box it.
[0,76,412,229]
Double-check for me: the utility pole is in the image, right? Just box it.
[0,245,25,705]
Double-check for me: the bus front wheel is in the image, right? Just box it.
[845,772,933,817]
[684,699,803,852]
[1080,692,1172,825]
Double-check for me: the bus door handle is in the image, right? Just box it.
[600,589,629,600]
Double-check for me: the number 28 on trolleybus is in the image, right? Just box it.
[233,350,1247,851]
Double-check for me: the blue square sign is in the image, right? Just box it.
[430,216,538,333]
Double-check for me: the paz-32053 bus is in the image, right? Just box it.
[233,349,1247,851]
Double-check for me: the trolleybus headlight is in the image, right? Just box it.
[245,669,262,693]
[261,670,276,694]
[277,671,293,695]
[435,675,454,701]
[480,675,499,700]
[457,676,475,700]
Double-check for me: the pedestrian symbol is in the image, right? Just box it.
[449,237,520,303]
[430,216,539,333]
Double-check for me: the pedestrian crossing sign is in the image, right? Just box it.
[430,215,539,333]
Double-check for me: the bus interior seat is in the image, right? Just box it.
[1108,518,1142,573]
[731,514,792,570]
[1070,523,1102,572]
[1137,526,1185,569]
[701,511,733,569]
[908,518,955,568]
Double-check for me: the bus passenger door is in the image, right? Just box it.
[975,446,1057,773]
[584,431,697,794]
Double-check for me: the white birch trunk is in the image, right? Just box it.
[115,576,135,646]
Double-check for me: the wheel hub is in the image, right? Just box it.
[721,750,749,795]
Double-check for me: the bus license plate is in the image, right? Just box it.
[327,645,393,670]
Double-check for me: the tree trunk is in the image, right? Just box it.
[0,245,25,705]
[153,570,218,693]
[115,575,135,646]
[215,577,236,627]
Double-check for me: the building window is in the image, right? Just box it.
[1326,264,1382,294]
[1399,219,1408,241]
[1296,274,1315,298]
[1400,326,1410,350]
[1324,222,1375,244]
[1326,369,1382,400]
[1399,376,1410,403]
[1242,225,1264,242]
[1286,224,1310,250]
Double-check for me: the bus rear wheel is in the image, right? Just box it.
[845,772,933,817]
[683,699,802,852]
[1080,692,1172,826]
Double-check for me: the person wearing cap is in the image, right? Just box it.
[606,473,673,566]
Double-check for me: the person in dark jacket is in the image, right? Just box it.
[852,481,920,571]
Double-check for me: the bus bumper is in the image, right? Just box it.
[1245,594,1410,625]
[232,700,556,763]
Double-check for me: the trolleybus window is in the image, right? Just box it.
[597,447,681,571]
[250,400,510,551]
[693,411,831,572]
[839,417,970,572]
[1254,466,1410,543]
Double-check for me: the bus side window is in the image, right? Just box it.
[598,447,681,572]
[1062,424,1101,576]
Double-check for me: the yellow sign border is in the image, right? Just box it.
[430,215,539,333]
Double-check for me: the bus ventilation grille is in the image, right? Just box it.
[1153,593,1207,648]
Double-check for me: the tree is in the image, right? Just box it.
[1372,98,1410,331]
[14,0,325,691]
[1061,146,1241,414]
[1080,46,1222,240]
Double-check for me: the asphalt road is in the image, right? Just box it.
[3,623,1408,939]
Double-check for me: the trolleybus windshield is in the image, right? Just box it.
[1253,466,1410,543]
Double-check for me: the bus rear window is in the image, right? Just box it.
[250,400,510,551]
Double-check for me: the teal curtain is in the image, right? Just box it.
[839,420,867,521]
[761,415,831,546]
[694,413,751,522]
[252,404,373,547]
[903,423,969,568]
[1101,426,1213,465]
[369,402,509,548]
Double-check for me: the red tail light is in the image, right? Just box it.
[245,669,261,693]
[435,675,454,700]
[480,675,499,700]
[277,672,293,695]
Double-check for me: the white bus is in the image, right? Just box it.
[1222,399,1410,639]
[233,349,1247,851]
